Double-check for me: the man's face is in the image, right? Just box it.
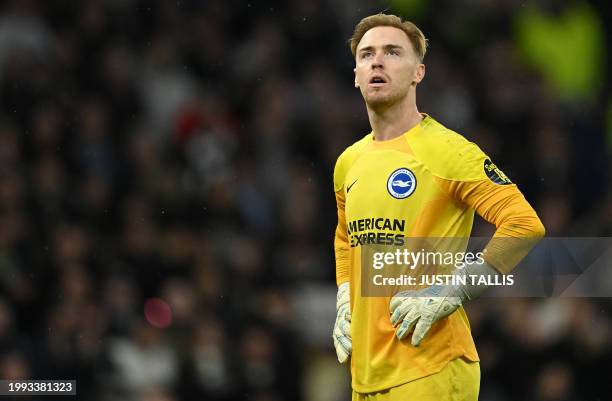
[354,26,424,109]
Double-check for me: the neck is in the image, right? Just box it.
[367,90,422,141]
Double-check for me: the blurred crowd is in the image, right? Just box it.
[0,0,610,400]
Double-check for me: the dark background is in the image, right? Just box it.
[0,0,610,400]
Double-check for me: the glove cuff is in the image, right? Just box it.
[336,281,350,310]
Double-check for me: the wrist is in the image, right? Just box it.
[450,260,499,302]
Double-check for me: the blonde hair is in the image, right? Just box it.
[349,13,427,62]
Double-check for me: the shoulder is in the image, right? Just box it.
[333,133,371,192]
[411,116,489,182]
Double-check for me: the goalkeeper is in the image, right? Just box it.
[332,13,545,401]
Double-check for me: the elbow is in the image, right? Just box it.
[531,218,546,239]
[500,215,545,239]
[514,210,546,239]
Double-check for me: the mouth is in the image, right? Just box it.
[368,75,388,87]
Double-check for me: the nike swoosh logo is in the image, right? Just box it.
[346,179,358,193]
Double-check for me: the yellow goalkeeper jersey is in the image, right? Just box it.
[333,114,544,393]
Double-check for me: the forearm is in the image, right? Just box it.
[449,260,500,302]
[334,191,351,285]
[335,233,351,285]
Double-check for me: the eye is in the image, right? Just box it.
[387,49,399,56]
[361,51,373,59]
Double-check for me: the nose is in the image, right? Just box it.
[371,52,384,69]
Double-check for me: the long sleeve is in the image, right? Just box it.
[334,190,351,285]
[436,178,546,273]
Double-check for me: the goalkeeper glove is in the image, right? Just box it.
[390,261,499,346]
[333,282,352,363]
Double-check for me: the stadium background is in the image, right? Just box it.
[0,0,610,400]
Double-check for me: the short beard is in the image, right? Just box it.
[364,90,403,112]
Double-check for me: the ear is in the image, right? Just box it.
[412,63,425,85]
[354,67,359,88]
